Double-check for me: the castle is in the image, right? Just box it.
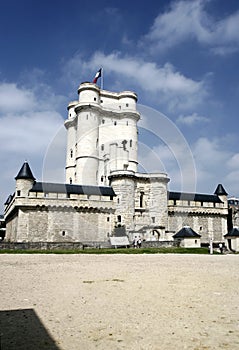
[4,82,229,246]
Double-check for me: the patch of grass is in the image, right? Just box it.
[0,247,212,254]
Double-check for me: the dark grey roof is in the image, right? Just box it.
[224,227,239,237]
[214,184,228,196]
[30,182,116,197]
[173,226,201,238]
[168,191,222,203]
[15,161,35,180]
[4,193,15,205]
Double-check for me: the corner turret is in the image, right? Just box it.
[214,184,228,196]
[214,183,228,208]
[15,161,35,197]
[15,161,35,181]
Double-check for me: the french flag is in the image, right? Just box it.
[93,68,102,84]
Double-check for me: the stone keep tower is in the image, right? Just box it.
[65,82,140,186]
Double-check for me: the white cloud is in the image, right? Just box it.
[138,132,239,196]
[176,112,209,125]
[65,51,207,112]
[0,82,64,212]
[0,83,36,113]
[141,0,239,55]
[211,46,239,56]
[191,137,239,195]
[91,52,202,93]
[137,104,197,193]
[0,111,63,154]
[193,137,228,168]
[227,153,239,169]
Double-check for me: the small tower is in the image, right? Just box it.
[214,184,228,240]
[15,161,35,197]
[214,184,228,205]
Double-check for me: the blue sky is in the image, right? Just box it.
[1,0,239,211]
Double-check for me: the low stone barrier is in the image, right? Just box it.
[141,240,178,248]
[0,241,113,250]
[0,240,178,251]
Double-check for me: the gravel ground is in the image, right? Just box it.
[0,253,239,350]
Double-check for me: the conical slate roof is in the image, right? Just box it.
[224,227,239,237]
[15,161,35,180]
[173,226,201,238]
[214,184,228,196]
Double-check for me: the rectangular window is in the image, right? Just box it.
[140,192,144,208]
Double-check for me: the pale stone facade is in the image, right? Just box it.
[228,197,239,228]
[65,83,139,186]
[224,227,239,252]
[4,83,229,245]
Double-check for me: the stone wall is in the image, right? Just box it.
[5,206,114,243]
[0,241,112,250]
[168,211,228,243]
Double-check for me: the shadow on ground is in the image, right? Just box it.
[0,309,60,350]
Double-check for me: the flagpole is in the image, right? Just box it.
[101,67,104,90]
